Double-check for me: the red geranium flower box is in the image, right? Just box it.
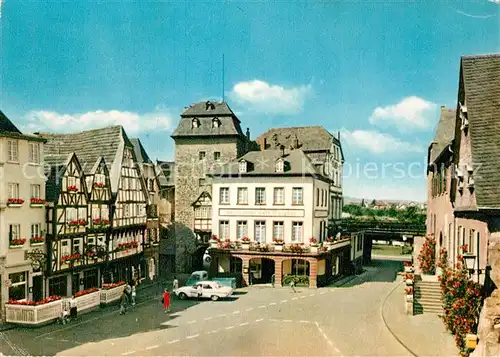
[7,198,25,205]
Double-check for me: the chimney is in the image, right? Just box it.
[338,131,340,140]
[246,127,250,140]
[281,144,285,157]
[260,138,267,151]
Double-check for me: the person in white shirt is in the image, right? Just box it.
[196,284,203,300]
[173,277,179,291]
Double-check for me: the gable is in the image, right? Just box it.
[192,191,212,206]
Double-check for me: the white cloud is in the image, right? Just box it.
[340,129,424,154]
[488,0,500,3]
[369,96,437,131]
[229,80,312,114]
[21,109,173,135]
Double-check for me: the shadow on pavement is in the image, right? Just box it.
[335,258,402,289]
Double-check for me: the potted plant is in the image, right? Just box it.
[241,236,251,249]
[404,287,413,301]
[309,237,318,253]
[7,198,25,207]
[30,236,45,245]
[10,238,26,248]
[30,198,45,207]
[273,238,284,251]
[404,273,414,286]
[93,182,105,189]
[209,234,219,248]
[403,261,413,273]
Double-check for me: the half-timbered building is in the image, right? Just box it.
[38,126,149,296]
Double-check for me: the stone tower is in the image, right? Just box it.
[171,101,251,272]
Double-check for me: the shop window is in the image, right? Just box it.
[83,270,98,289]
[9,272,27,301]
[49,276,67,297]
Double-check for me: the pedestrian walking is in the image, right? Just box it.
[131,280,137,306]
[163,289,171,313]
[290,279,296,293]
[173,276,179,291]
[119,289,129,315]
[69,295,78,319]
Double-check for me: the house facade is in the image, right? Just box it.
[207,149,359,288]
[426,54,500,284]
[0,110,47,320]
[170,101,253,272]
[255,126,344,232]
[39,126,150,297]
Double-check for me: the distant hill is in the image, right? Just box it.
[343,196,426,205]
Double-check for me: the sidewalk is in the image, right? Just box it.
[382,281,458,357]
[0,278,171,332]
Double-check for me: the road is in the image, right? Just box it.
[1,259,411,356]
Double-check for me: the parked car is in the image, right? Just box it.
[185,270,209,286]
[175,281,233,301]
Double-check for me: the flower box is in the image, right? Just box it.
[93,182,105,189]
[74,288,100,313]
[241,242,250,250]
[30,237,45,245]
[30,198,45,207]
[5,297,62,325]
[9,238,26,248]
[405,279,413,286]
[67,185,78,193]
[404,266,414,273]
[310,246,318,253]
[274,243,283,252]
[7,198,25,207]
[100,282,126,305]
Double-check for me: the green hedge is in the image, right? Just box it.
[282,274,309,286]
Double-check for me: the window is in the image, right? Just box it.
[7,140,18,162]
[31,223,41,238]
[29,143,40,164]
[239,161,247,173]
[292,187,303,205]
[255,221,266,243]
[192,118,200,128]
[255,188,266,205]
[237,188,248,204]
[275,159,284,173]
[321,190,324,206]
[212,118,220,128]
[467,229,475,254]
[316,188,320,206]
[219,187,230,204]
[199,151,206,160]
[9,272,27,301]
[357,234,363,251]
[9,224,20,242]
[292,222,303,242]
[273,188,284,205]
[8,183,19,199]
[219,220,230,239]
[214,152,221,161]
[237,221,248,240]
[31,184,41,199]
[199,178,206,187]
[273,221,284,241]
[73,238,83,254]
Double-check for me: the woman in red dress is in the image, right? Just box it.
[163,289,170,313]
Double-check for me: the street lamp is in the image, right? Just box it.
[463,254,476,277]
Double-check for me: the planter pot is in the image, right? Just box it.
[405,279,413,285]
[7,204,22,208]
[100,285,126,305]
[30,204,44,208]
[274,244,283,252]
[404,266,414,273]
[9,245,24,249]
[209,240,218,249]
[30,242,44,246]
[310,246,318,253]
[75,290,101,313]
[241,243,250,250]
[5,300,62,325]
[406,294,413,302]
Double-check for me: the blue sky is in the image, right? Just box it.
[1,0,499,201]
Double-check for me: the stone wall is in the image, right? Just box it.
[173,136,244,272]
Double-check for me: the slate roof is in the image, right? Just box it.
[172,101,244,138]
[460,54,500,209]
[37,126,130,171]
[429,107,456,164]
[131,138,152,164]
[45,154,74,202]
[156,160,175,187]
[255,126,343,158]
[208,149,323,179]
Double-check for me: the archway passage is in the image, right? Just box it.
[282,259,310,286]
[249,258,275,284]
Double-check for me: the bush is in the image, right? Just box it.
[282,275,309,286]
[417,234,436,274]
[439,248,482,356]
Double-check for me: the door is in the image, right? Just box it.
[32,276,43,302]
[202,283,213,298]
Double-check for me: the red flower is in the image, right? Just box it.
[30,198,45,204]
[93,182,105,188]
[30,237,45,243]
[309,237,317,244]
[102,281,126,290]
[7,198,25,205]
[241,236,250,242]
[74,287,99,298]
[10,238,26,246]
[67,185,78,192]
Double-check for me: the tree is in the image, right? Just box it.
[371,199,376,206]
[360,198,365,207]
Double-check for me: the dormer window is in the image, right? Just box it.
[459,102,469,131]
[212,118,221,128]
[192,118,200,128]
[239,160,247,173]
[205,101,215,110]
[275,159,284,173]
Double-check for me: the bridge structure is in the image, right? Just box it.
[336,218,426,264]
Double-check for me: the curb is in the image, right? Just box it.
[380,281,418,357]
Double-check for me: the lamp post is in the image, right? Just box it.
[463,254,476,279]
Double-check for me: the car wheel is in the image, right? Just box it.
[179,292,187,300]
[211,295,219,301]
